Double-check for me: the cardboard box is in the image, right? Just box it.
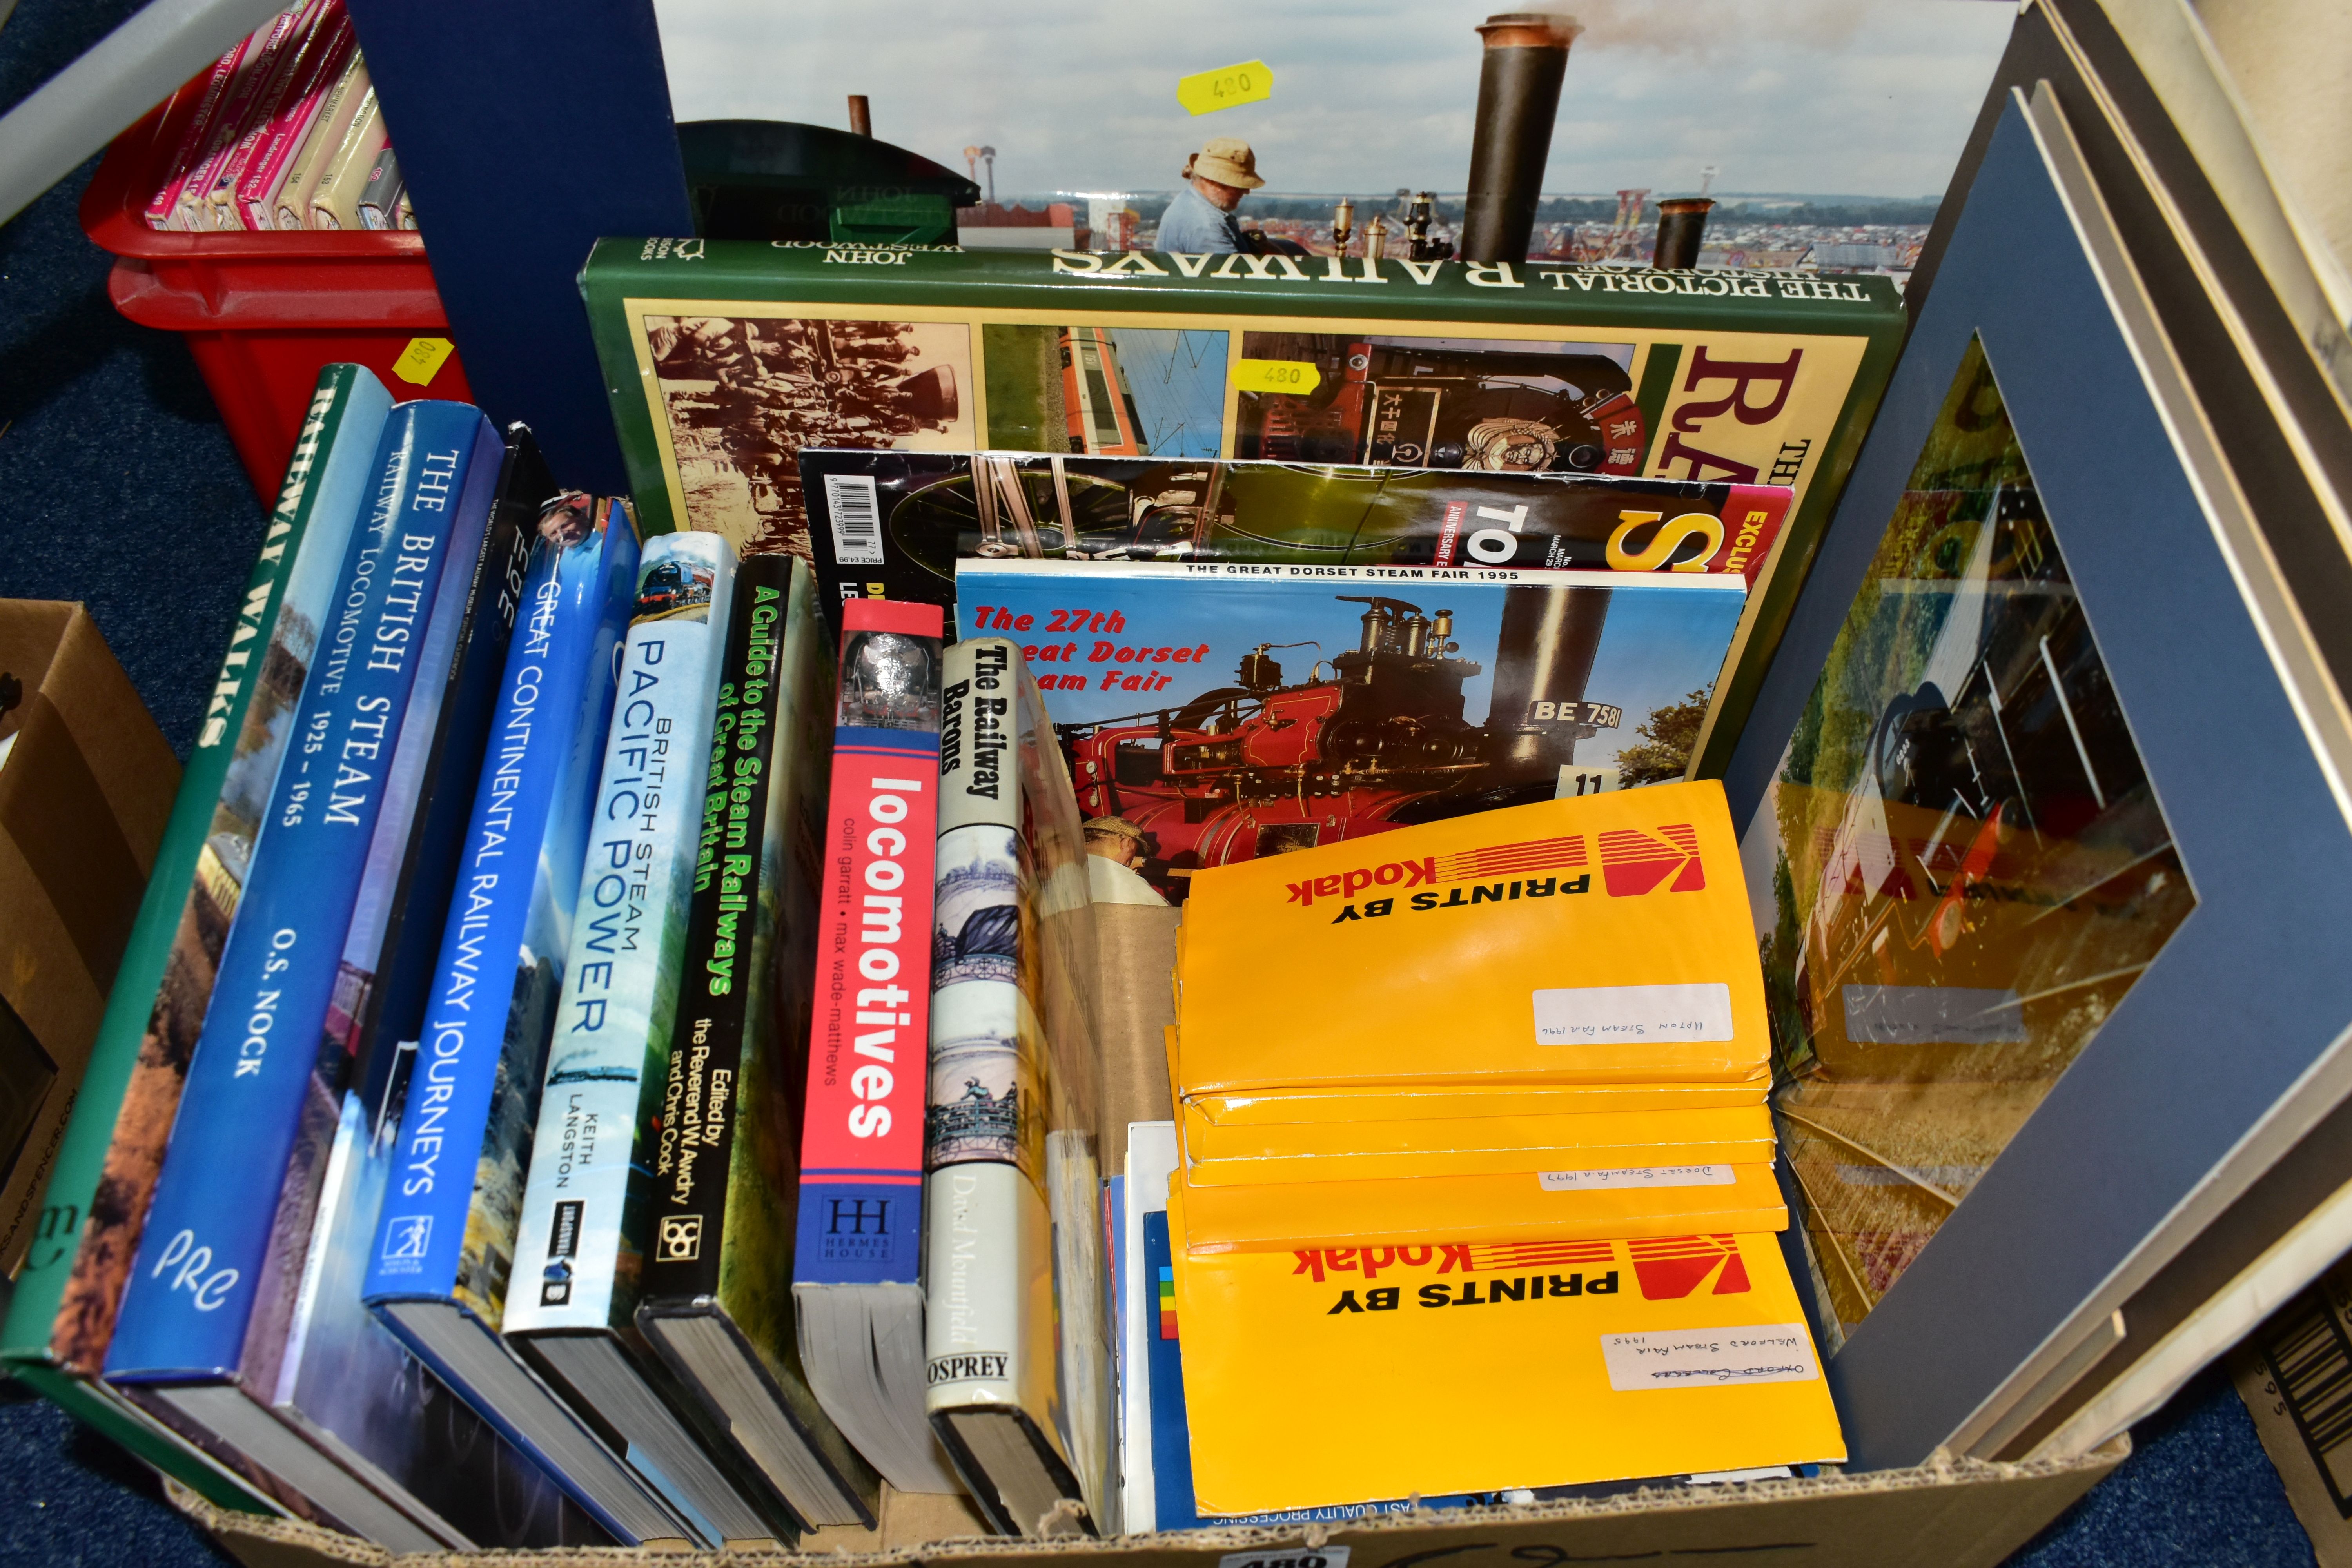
[165,1441,2126,1568]
[0,602,178,1279]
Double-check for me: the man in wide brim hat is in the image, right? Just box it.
[1082,815,1169,905]
[1156,135,1265,256]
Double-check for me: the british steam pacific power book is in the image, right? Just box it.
[579,237,1904,773]
[100,401,497,1540]
[0,364,390,1515]
[382,531,742,1549]
[793,599,945,1498]
[632,557,876,1534]
[1169,1188,1843,1514]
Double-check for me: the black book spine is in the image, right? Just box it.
[639,554,795,1301]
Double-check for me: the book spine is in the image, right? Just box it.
[172,5,303,231]
[237,415,513,1398]
[356,147,402,231]
[103,402,487,1382]
[144,37,248,229]
[205,0,328,230]
[309,89,384,231]
[921,1161,1055,1421]
[365,497,639,1313]
[237,7,354,229]
[8,368,392,1378]
[274,56,366,232]
[501,531,737,1334]
[793,601,943,1289]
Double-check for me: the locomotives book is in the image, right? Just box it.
[577,238,1903,774]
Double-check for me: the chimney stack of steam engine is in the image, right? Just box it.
[1460,12,1581,265]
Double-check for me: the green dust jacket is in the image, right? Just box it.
[577,239,1904,777]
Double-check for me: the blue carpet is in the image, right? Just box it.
[0,3,2329,1565]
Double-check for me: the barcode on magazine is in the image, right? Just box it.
[824,473,885,565]
[2260,1291,2352,1514]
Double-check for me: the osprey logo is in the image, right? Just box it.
[1599,824,1705,896]
[1628,1234,1751,1299]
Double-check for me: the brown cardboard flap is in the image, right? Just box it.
[1093,902,1181,1167]
[168,1440,2128,1568]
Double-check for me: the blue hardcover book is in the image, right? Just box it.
[102,403,502,1538]
[365,499,773,1548]
[259,450,613,1550]
[377,530,743,1551]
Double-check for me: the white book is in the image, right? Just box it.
[1118,1122,1178,1533]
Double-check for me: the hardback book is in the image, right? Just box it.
[356,146,402,231]
[1171,1181,1842,1513]
[265,485,648,1552]
[791,599,953,1497]
[578,237,1907,774]
[630,556,878,1533]
[100,402,511,1542]
[922,640,1115,1537]
[236,5,354,230]
[0,365,390,1513]
[308,86,384,231]
[169,4,303,232]
[953,557,1749,879]
[199,0,331,232]
[274,55,368,233]
[798,448,1789,645]
[398,530,737,1547]
[144,33,250,229]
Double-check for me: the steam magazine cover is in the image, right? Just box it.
[579,240,1903,773]
[951,560,1745,893]
[797,450,1788,640]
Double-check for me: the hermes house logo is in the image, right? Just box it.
[1628,1234,1751,1299]
[1599,824,1705,897]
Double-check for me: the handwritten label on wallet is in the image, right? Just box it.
[1601,1324,1820,1391]
[1533,982,1733,1044]
[1540,1165,1735,1192]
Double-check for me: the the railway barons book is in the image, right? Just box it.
[1170,1187,1843,1513]
[920,640,1117,1537]
[0,365,390,1514]
[632,557,877,1533]
[579,238,1903,775]
[798,450,1789,644]
[383,532,743,1548]
[793,599,949,1496]
[101,401,497,1529]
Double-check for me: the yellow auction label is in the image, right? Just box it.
[1230,358,1320,395]
[1177,60,1272,116]
[392,336,455,387]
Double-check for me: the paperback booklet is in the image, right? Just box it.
[953,557,1748,882]
[103,401,501,1529]
[384,529,743,1549]
[921,639,1116,1537]
[792,598,955,1495]
[579,237,1906,775]
[0,364,390,1513]
[632,555,877,1532]
[799,448,1788,644]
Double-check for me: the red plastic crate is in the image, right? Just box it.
[81,91,473,503]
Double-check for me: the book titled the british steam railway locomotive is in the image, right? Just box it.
[579,238,1901,774]
[797,450,1789,644]
[949,559,1747,893]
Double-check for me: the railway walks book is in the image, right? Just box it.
[1169,1189,1843,1513]
[791,598,952,1497]
[578,237,1904,774]
[631,556,875,1534]
[0,364,390,1514]
[102,401,499,1526]
[797,449,1789,644]
[380,530,743,1548]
